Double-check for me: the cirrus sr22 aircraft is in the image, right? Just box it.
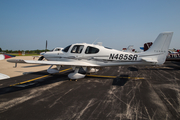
[8,32,173,80]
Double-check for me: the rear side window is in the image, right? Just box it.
[62,45,71,52]
[71,45,84,53]
[85,46,99,54]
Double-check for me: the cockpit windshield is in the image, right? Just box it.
[62,45,71,52]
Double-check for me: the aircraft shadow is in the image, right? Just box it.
[13,71,49,76]
[165,65,180,70]
[139,62,180,70]
[0,69,130,95]
[171,61,180,66]
[0,72,72,95]
[162,61,180,70]
[86,74,129,86]
[127,67,138,71]
[112,75,129,86]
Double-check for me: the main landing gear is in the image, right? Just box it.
[47,65,99,81]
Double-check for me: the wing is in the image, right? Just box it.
[7,59,99,67]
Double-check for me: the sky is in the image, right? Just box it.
[0,0,180,51]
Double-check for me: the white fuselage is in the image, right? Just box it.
[44,43,154,67]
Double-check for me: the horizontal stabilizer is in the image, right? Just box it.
[141,57,158,63]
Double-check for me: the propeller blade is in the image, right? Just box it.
[45,40,48,53]
[38,56,44,61]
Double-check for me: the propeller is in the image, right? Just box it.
[38,40,47,61]
[45,40,48,53]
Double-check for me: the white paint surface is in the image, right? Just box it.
[0,73,10,80]
[0,54,5,60]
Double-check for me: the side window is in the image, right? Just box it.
[71,45,84,53]
[62,45,71,52]
[85,46,99,54]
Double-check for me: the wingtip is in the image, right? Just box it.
[7,59,25,63]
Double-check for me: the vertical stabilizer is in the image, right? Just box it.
[140,32,173,65]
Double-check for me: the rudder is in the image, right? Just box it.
[140,32,173,65]
[146,32,173,54]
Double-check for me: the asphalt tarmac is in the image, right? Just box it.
[0,61,180,120]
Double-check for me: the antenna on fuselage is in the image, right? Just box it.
[92,37,99,44]
[96,42,102,46]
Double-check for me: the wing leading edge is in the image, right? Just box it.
[7,59,99,67]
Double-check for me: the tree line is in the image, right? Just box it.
[0,48,49,54]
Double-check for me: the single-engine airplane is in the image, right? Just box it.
[7,32,173,80]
